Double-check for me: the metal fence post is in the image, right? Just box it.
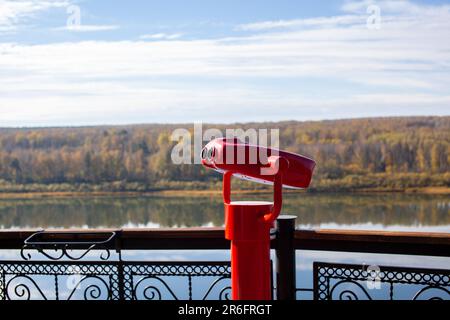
[275,215,297,300]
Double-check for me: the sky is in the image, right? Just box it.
[0,0,449,127]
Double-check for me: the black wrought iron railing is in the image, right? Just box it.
[313,262,449,301]
[0,216,449,301]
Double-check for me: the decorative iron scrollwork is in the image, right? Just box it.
[133,276,178,300]
[202,276,231,300]
[21,244,112,261]
[0,260,231,300]
[0,261,119,300]
[5,275,48,300]
[219,286,232,300]
[412,285,450,300]
[314,262,450,300]
[329,280,372,300]
[123,262,231,300]
[67,275,111,300]
[20,230,117,261]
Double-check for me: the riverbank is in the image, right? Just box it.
[0,186,449,199]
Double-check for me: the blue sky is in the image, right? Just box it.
[0,0,449,126]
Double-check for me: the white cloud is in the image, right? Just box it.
[0,0,449,126]
[341,0,439,14]
[57,24,120,32]
[139,33,183,40]
[0,0,69,30]
[0,0,119,33]
[237,15,365,31]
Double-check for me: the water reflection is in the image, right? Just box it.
[0,193,448,231]
[0,193,448,300]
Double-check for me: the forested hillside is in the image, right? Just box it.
[0,117,449,192]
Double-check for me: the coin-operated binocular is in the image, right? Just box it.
[202,138,315,300]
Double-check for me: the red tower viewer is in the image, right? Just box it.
[202,138,315,300]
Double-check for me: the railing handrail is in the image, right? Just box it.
[295,228,450,243]
[0,227,448,256]
[294,229,450,257]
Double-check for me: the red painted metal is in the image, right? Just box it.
[202,138,315,300]
[201,138,315,189]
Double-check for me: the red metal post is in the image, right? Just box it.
[223,171,283,300]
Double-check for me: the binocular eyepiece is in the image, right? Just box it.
[201,138,315,189]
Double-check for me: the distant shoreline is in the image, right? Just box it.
[1,117,448,198]
[0,187,448,199]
